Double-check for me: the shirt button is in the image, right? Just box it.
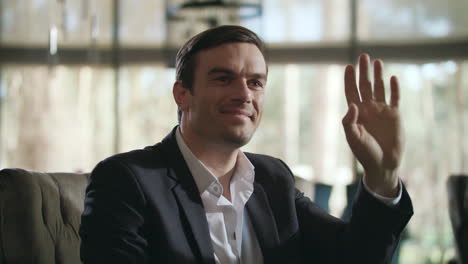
[212,185,220,194]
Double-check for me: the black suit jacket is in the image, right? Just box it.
[80,127,413,264]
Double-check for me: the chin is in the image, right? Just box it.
[223,129,254,148]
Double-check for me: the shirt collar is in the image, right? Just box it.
[175,127,255,194]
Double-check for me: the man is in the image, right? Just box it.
[80,25,413,264]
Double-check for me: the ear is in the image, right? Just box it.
[173,80,191,112]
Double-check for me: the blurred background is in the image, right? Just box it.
[1,0,468,263]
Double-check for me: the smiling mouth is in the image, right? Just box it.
[220,109,254,121]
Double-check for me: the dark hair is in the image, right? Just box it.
[175,25,266,122]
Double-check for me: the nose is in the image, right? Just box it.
[232,78,253,103]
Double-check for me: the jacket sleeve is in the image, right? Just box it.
[296,182,412,264]
[274,159,414,264]
[79,158,149,264]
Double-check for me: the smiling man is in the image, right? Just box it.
[80,25,413,264]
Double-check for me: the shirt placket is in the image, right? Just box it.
[210,181,240,263]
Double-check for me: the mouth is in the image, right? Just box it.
[220,109,254,121]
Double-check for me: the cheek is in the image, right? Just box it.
[195,93,219,116]
[255,92,265,112]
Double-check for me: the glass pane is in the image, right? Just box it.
[1,0,113,47]
[0,65,115,172]
[60,0,113,47]
[165,0,349,46]
[118,65,178,152]
[261,0,350,43]
[1,0,50,45]
[383,61,468,262]
[165,0,262,47]
[119,0,166,47]
[358,0,468,41]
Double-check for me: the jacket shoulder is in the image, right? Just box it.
[99,143,166,169]
[245,152,295,186]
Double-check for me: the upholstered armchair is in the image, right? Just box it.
[0,168,89,264]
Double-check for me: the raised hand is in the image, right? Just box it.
[342,54,403,197]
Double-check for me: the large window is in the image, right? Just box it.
[117,65,177,151]
[387,61,468,262]
[358,0,468,41]
[1,0,467,263]
[0,65,115,171]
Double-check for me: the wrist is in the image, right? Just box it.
[364,168,399,197]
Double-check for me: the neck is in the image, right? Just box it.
[179,126,239,185]
[179,125,239,201]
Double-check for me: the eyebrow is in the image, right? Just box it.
[208,67,236,76]
[208,67,267,80]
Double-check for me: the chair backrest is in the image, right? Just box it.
[447,174,468,264]
[0,168,89,264]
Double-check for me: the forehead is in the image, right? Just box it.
[194,42,267,74]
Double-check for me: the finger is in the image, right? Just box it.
[390,76,400,107]
[359,54,373,101]
[373,59,386,103]
[344,65,361,105]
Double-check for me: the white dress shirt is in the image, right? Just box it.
[175,128,402,263]
[176,129,263,264]
[363,177,402,206]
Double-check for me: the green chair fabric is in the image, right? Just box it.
[0,168,89,264]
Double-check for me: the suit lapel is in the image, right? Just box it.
[246,182,280,254]
[159,127,215,264]
[172,182,215,264]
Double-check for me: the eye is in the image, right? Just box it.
[214,75,232,84]
[248,80,264,89]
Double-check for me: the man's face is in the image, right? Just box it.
[179,42,267,148]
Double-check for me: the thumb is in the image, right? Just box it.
[342,103,360,138]
[342,103,358,126]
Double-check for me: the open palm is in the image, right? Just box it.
[342,54,403,196]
